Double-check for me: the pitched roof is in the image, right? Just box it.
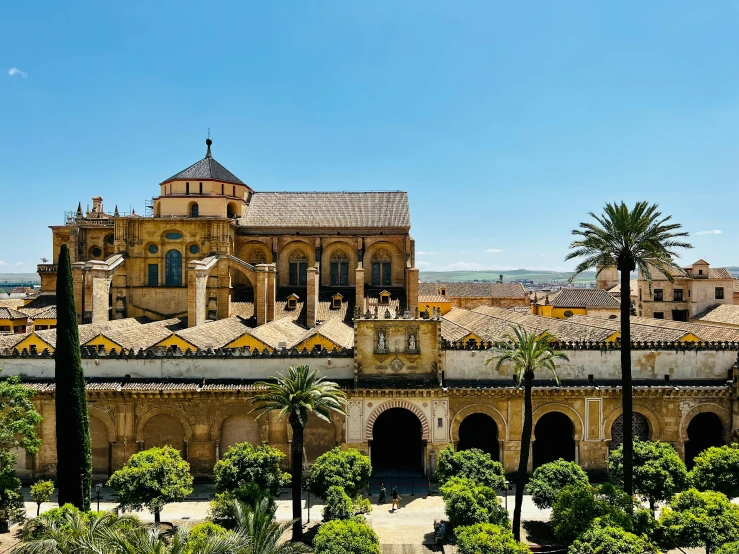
[692,304,739,327]
[418,282,527,298]
[538,288,620,308]
[607,280,639,297]
[92,318,185,351]
[162,141,245,186]
[419,295,452,304]
[249,318,308,349]
[240,192,410,229]
[34,317,164,349]
[0,307,27,320]
[295,318,354,349]
[31,307,57,320]
[734,280,739,293]
[709,268,733,279]
[174,317,253,350]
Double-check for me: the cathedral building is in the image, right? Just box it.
[2,140,737,485]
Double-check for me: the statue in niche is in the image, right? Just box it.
[408,334,416,351]
[377,332,386,351]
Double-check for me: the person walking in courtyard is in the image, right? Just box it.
[391,486,400,511]
[379,483,386,504]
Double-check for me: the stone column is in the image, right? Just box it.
[355,262,364,313]
[255,264,269,326]
[89,269,113,324]
[187,264,210,328]
[266,264,276,322]
[406,267,419,314]
[72,263,85,322]
[307,264,319,328]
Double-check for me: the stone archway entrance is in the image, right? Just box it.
[533,412,575,468]
[458,413,499,461]
[371,408,424,470]
[685,412,725,469]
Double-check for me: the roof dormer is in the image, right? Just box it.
[378,290,391,305]
[332,293,344,310]
[287,294,299,310]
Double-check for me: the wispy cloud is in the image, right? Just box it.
[485,248,505,253]
[8,67,27,79]
[0,261,6,267]
[0,261,25,267]
[12,262,24,267]
[416,261,432,268]
[416,251,436,256]
[694,230,722,235]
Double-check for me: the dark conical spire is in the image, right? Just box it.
[76,202,83,217]
[114,205,119,217]
[206,137,213,158]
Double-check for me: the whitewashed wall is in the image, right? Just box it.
[0,356,355,380]
[443,349,737,381]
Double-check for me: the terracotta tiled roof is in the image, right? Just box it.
[30,307,57,320]
[174,317,253,350]
[0,308,27,320]
[692,305,739,327]
[250,318,307,349]
[295,318,354,349]
[418,282,527,298]
[0,299,25,310]
[22,295,56,310]
[229,302,256,320]
[0,333,26,350]
[418,295,452,304]
[94,318,186,351]
[440,318,476,342]
[34,317,169,349]
[627,316,739,342]
[537,288,619,308]
[241,192,410,229]
[734,280,739,293]
[607,280,639,297]
[709,268,733,279]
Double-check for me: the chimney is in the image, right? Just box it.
[306,264,319,328]
[92,197,103,216]
[499,274,503,284]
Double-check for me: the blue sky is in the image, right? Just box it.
[2,1,738,273]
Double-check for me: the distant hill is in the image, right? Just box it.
[419,269,598,285]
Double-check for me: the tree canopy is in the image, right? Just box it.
[107,446,194,523]
[455,523,531,554]
[609,439,687,511]
[308,447,372,499]
[568,519,657,554]
[660,488,739,554]
[436,447,506,490]
[440,476,509,530]
[213,442,289,506]
[690,444,739,499]
[314,518,381,554]
[527,459,589,510]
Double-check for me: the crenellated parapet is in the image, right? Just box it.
[441,338,739,352]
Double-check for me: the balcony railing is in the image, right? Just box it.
[37,264,58,273]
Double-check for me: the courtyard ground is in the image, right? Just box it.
[0,484,703,553]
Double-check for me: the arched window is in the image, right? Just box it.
[165,250,182,286]
[244,246,267,265]
[330,250,350,286]
[190,202,199,217]
[288,250,308,286]
[371,248,392,286]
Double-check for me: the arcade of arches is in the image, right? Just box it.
[15,388,735,480]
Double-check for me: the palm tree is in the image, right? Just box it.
[487,326,569,541]
[251,365,348,542]
[228,498,311,554]
[566,201,691,497]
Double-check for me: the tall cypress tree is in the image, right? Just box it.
[55,244,92,510]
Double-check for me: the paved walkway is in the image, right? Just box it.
[8,485,702,552]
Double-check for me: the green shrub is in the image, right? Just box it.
[455,523,531,554]
[308,448,372,499]
[107,446,193,523]
[609,439,687,511]
[30,479,55,516]
[568,518,658,554]
[353,496,372,515]
[527,460,589,509]
[717,541,739,554]
[437,447,506,490]
[213,442,289,506]
[660,488,739,554]
[314,518,380,554]
[690,444,739,499]
[323,486,354,521]
[186,521,227,553]
[551,483,651,545]
[440,476,509,529]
